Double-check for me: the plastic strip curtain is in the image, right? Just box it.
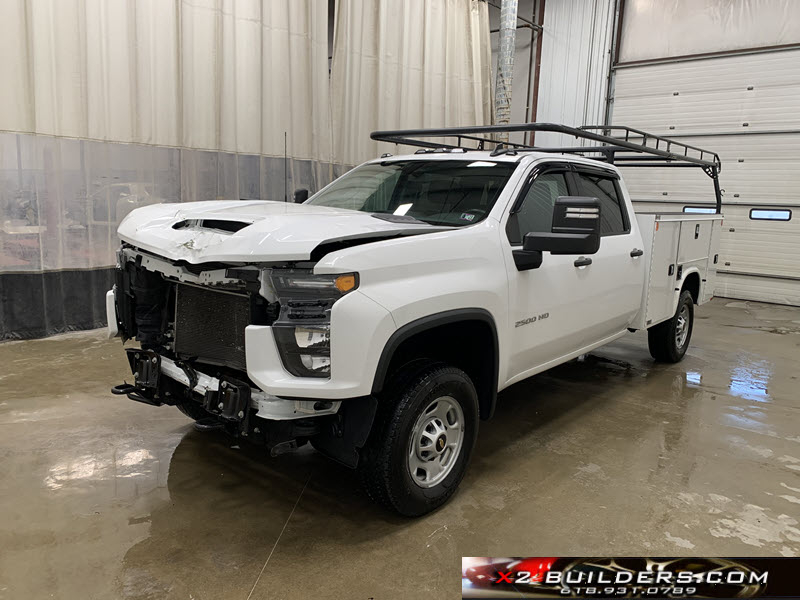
[330,0,494,165]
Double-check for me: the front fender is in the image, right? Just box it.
[245,290,396,399]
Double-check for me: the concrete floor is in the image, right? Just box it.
[1,298,799,599]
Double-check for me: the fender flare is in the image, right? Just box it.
[371,308,500,420]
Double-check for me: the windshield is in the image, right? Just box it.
[307,160,517,226]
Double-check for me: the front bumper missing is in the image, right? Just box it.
[118,349,341,421]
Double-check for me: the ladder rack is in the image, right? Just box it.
[370,123,723,213]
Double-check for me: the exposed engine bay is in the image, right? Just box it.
[110,244,375,465]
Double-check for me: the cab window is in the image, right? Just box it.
[574,172,629,236]
[506,172,569,245]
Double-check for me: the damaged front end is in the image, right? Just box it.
[107,245,372,461]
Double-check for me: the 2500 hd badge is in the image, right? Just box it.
[516,313,549,328]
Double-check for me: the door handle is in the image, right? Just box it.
[574,257,593,267]
[630,248,644,257]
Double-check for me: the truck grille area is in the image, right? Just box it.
[174,284,250,371]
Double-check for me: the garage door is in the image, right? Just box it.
[611,48,800,305]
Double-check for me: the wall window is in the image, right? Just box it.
[684,206,717,214]
[574,172,629,235]
[507,172,569,245]
[749,208,791,221]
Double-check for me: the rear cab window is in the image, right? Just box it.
[573,171,630,236]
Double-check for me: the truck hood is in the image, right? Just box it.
[117,200,441,264]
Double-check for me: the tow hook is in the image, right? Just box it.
[111,383,137,395]
[110,382,162,407]
[125,349,161,390]
[110,349,164,407]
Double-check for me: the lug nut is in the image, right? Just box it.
[218,402,224,409]
[135,353,140,360]
[221,382,227,388]
[151,357,157,364]
[238,411,244,419]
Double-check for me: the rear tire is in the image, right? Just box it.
[358,362,479,517]
[648,290,694,363]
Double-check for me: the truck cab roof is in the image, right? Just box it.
[369,150,623,175]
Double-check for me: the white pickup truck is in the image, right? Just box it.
[108,124,723,516]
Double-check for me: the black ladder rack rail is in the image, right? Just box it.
[370,123,723,213]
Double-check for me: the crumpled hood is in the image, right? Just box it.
[117,200,436,264]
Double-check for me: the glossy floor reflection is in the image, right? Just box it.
[1,299,799,599]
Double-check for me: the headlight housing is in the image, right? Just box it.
[270,269,358,378]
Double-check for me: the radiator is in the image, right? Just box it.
[174,284,250,371]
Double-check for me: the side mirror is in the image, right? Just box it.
[513,196,601,271]
[293,189,309,204]
[524,196,601,255]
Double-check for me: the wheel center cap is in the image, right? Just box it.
[435,435,447,453]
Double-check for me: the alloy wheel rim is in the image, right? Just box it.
[675,304,690,348]
[407,396,465,488]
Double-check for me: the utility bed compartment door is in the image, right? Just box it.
[645,219,681,327]
[701,221,722,304]
[678,219,713,264]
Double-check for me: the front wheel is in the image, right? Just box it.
[648,290,694,363]
[358,363,479,517]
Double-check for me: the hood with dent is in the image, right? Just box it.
[117,200,436,263]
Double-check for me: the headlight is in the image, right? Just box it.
[270,269,358,378]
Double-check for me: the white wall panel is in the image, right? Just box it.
[619,0,800,63]
[613,51,800,134]
[714,273,800,306]
[534,0,614,147]
[621,133,800,206]
[715,206,799,279]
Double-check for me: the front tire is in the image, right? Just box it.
[358,363,479,517]
[648,290,694,363]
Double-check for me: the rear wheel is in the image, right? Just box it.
[358,362,479,517]
[648,290,694,363]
